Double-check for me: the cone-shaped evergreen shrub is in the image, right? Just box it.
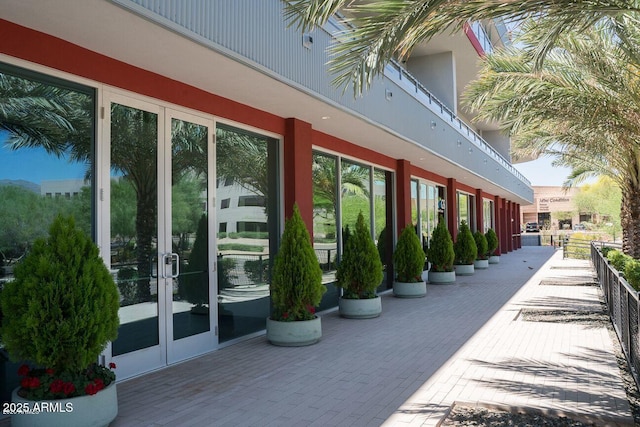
[485,228,499,256]
[393,225,424,283]
[181,213,209,307]
[0,215,119,374]
[454,221,477,265]
[473,231,489,260]
[336,211,383,298]
[271,204,325,321]
[427,219,455,272]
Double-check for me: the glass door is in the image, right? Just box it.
[165,109,215,364]
[106,94,215,379]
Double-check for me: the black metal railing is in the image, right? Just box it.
[591,242,640,388]
[563,236,593,259]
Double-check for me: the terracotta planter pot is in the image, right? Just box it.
[266,316,322,347]
[11,381,117,427]
[393,281,427,298]
[339,296,382,319]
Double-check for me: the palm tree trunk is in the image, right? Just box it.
[621,182,640,259]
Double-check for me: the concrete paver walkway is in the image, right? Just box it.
[106,247,633,426]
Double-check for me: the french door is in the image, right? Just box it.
[104,93,216,379]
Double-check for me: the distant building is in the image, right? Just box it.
[41,179,87,198]
[521,186,590,230]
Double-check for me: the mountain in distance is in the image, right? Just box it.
[0,179,40,193]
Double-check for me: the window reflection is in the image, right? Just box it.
[0,67,94,402]
[215,124,277,342]
[312,153,339,282]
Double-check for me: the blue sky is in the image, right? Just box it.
[514,156,573,187]
[1,132,86,184]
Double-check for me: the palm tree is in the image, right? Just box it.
[464,20,640,257]
[216,127,270,204]
[284,0,640,95]
[0,72,92,164]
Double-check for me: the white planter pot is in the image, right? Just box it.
[421,270,429,282]
[489,255,500,264]
[474,259,489,269]
[266,316,322,346]
[428,270,456,284]
[339,296,382,319]
[393,281,427,298]
[454,264,475,276]
[11,381,117,427]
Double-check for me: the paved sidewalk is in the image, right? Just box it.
[2,247,632,426]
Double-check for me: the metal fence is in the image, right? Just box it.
[563,236,593,259]
[591,243,640,388]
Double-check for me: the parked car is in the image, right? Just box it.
[572,223,586,231]
[525,222,540,232]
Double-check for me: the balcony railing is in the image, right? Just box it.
[327,16,530,187]
[382,60,530,186]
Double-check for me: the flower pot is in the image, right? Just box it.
[428,270,456,284]
[11,381,117,427]
[454,264,475,276]
[393,281,427,298]
[266,316,322,346]
[489,255,500,264]
[474,259,489,269]
[339,296,382,319]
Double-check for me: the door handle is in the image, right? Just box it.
[162,253,180,279]
[170,253,180,279]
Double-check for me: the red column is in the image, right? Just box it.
[284,118,313,230]
[500,198,509,253]
[475,189,483,233]
[515,204,522,249]
[396,159,412,233]
[506,201,513,252]
[494,195,502,256]
[447,178,458,240]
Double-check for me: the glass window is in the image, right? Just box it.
[215,124,278,342]
[457,192,476,231]
[221,198,230,209]
[0,65,95,400]
[413,180,447,248]
[312,152,339,282]
[374,168,392,291]
[341,160,371,235]
[312,152,393,304]
[483,199,494,232]
[238,195,266,207]
[411,179,419,227]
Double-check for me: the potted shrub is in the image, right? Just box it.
[266,203,326,346]
[336,211,384,318]
[486,228,500,264]
[0,215,120,427]
[453,221,477,276]
[427,219,456,284]
[473,230,489,269]
[392,225,427,298]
